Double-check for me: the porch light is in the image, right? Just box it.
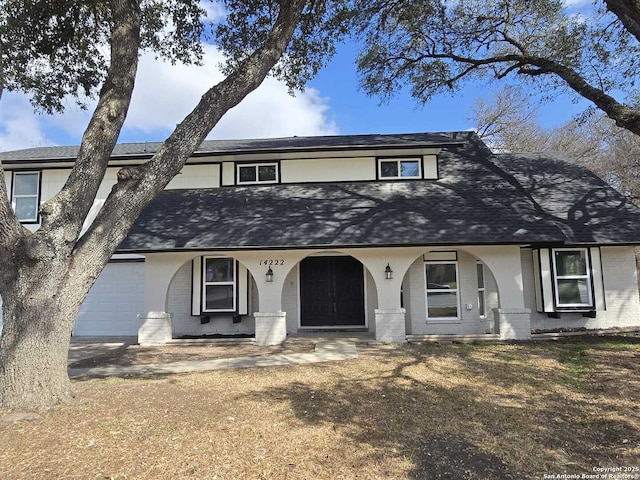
[266,266,274,283]
[385,263,393,280]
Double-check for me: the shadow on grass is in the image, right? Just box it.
[241,340,640,479]
[67,337,640,477]
[257,346,520,479]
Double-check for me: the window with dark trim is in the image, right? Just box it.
[202,257,236,312]
[552,248,593,308]
[12,171,40,223]
[378,158,421,179]
[237,163,278,184]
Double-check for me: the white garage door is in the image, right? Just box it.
[74,261,145,336]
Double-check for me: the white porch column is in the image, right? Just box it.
[234,251,310,346]
[463,246,531,338]
[139,253,195,345]
[350,247,426,343]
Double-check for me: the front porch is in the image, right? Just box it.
[137,245,533,345]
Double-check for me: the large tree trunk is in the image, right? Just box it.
[0,262,88,410]
[0,0,306,412]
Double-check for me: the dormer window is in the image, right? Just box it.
[378,158,422,179]
[237,163,279,185]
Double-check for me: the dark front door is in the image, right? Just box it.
[300,256,365,327]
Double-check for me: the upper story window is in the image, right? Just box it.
[12,171,41,223]
[378,158,422,179]
[552,248,593,308]
[237,163,278,185]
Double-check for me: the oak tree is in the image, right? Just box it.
[471,86,640,203]
[354,0,640,137]
[0,0,351,410]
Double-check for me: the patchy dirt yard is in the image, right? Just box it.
[1,336,639,479]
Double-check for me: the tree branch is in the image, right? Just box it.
[0,34,21,250]
[0,161,23,250]
[428,50,640,137]
[70,0,306,279]
[34,0,141,252]
[604,0,640,43]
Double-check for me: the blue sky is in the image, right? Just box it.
[0,1,594,152]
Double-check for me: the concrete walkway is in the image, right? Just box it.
[68,341,358,379]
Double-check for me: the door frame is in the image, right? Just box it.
[296,254,369,330]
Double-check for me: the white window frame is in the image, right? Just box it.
[551,248,593,309]
[378,158,422,180]
[11,171,41,223]
[477,262,486,318]
[202,257,236,313]
[425,260,461,322]
[236,163,279,185]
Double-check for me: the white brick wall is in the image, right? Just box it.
[375,309,406,342]
[494,308,531,340]
[522,247,640,331]
[254,312,287,345]
[167,261,255,336]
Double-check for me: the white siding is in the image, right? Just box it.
[422,155,438,179]
[221,162,234,186]
[41,169,71,202]
[281,157,375,183]
[74,262,145,336]
[165,164,220,189]
[168,261,255,336]
[523,247,640,331]
[4,172,9,195]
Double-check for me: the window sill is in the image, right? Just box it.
[237,181,278,186]
[379,177,422,181]
[555,308,595,313]
[426,318,462,324]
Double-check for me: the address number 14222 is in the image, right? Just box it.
[259,259,285,266]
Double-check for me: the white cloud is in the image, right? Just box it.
[200,0,225,22]
[0,42,338,151]
[211,83,337,139]
[124,44,337,139]
[0,94,55,151]
[563,0,591,6]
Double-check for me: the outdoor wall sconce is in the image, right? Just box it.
[385,263,393,280]
[266,266,274,283]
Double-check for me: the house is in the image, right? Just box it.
[2,131,640,345]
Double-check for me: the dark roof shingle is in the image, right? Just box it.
[118,138,640,251]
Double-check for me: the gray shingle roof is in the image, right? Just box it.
[118,136,640,251]
[0,132,465,162]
